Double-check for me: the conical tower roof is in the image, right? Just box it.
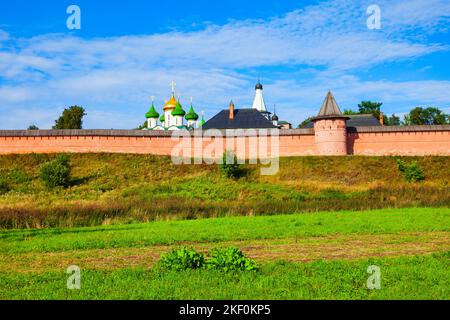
[319,91,342,116]
[313,91,350,121]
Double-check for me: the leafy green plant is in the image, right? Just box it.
[219,151,246,179]
[40,154,71,188]
[206,247,258,272]
[158,247,205,271]
[396,159,425,182]
[0,178,10,195]
[156,246,258,272]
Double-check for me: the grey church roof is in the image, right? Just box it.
[202,108,276,130]
[346,114,381,127]
[305,114,381,128]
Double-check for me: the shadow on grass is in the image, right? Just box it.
[69,175,95,187]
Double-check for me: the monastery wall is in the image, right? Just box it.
[348,126,450,156]
[0,126,448,157]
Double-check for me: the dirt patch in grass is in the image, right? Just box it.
[241,232,449,262]
[2,231,448,274]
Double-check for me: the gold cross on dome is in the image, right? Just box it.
[170,80,176,94]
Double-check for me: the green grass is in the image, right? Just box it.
[0,153,448,299]
[1,208,449,300]
[1,208,448,254]
[1,253,448,300]
[0,154,449,229]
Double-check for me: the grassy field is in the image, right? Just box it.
[1,155,448,299]
[1,254,448,300]
[1,208,449,300]
[0,154,449,229]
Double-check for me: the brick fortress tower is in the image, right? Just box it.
[312,91,350,155]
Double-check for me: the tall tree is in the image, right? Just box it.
[27,124,39,130]
[358,101,383,120]
[427,107,448,125]
[298,117,315,129]
[387,114,400,126]
[404,107,428,125]
[347,101,392,124]
[135,121,148,130]
[53,106,86,130]
[403,107,448,125]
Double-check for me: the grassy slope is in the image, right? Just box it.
[1,208,449,299]
[0,154,449,229]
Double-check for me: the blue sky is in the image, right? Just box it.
[0,0,449,129]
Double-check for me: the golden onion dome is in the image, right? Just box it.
[163,94,178,111]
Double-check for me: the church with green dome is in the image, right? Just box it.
[144,81,204,131]
[144,79,285,131]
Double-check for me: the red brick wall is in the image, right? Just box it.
[0,135,315,158]
[0,136,178,155]
[349,130,450,156]
[0,127,448,156]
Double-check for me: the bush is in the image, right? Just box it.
[8,169,31,184]
[158,247,205,271]
[396,159,425,183]
[0,178,10,195]
[40,154,71,188]
[219,151,246,179]
[206,247,258,272]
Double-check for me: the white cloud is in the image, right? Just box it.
[380,0,450,34]
[0,86,34,103]
[0,30,8,41]
[4,0,447,79]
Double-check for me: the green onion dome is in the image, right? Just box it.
[171,100,186,117]
[185,103,199,121]
[199,115,206,127]
[160,114,165,123]
[145,102,160,119]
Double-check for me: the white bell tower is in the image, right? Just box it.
[252,80,271,120]
[252,80,267,112]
